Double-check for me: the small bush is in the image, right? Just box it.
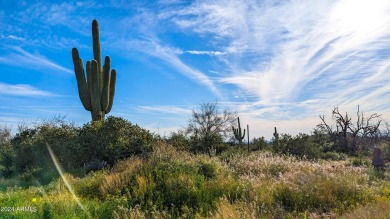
[252,137,268,150]
[73,171,105,199]
[273,172,373,213]
[166,131,191,151]
[77,116,156,166]
[100,145,244,218]
[321,151,346,160]
[0,142,15,178]
[42,201,54,219]
[351,156,370,167]
[198,162,217,179]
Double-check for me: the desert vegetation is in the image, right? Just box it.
[0,105,389,218]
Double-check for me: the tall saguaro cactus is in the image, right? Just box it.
[232,117,245,146]
[72,19,117,122]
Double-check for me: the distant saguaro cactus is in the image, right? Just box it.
[273,127,279,146]
[273,127,279,139]
[247,124,250,152]
[232,117,245,146]
[72,19,117,122]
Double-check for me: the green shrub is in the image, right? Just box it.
[125,161,212,217]
[3,120,78,183]
[351,156,370,167]
[198,162,217,179]
[189,132,225,154]
[73,171,105,199]
[0,142,15,178]
[77,116,156,166]
[101,157,243,218]
[285,133,322,160]
[320,151,346,160]
[0,116,156,186]
[42,201,54,219]
[273,172,373,213]
[252,137,268,150]
[166,131,191,151]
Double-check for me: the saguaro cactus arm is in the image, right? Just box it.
[101,56,111,111]
[105,69,116,114]
[72,48,92,111]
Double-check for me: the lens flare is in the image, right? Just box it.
[46,143,89,215]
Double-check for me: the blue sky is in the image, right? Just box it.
[0,0,389,139]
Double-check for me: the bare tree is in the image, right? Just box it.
[186,102,237,152]
[318,106,382,152]
[0,125,12,144]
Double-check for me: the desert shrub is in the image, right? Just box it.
[42,201,54,219]
[379,140,390,162]
[111,161,216,217]
[73,171,105,199]
[272,133,322,160]
[273,171,373,213]
[0,116,155,183]
[198,161,217,179]
[218,147,248,163]
[77,116,156,167]
[189,132,225,154]
[84,159,109,174]
[311,129,334,152]
[351,155,370,167]
[33,122,79,168]
[10,128,38,173]
[285,133,322,160]
[271,132,339,160]
[0,125,11,144]
[2,120,78,182]
[320,151,347,160]
[340,201,390,219]
[0,142,15,178]
[100,145,244,218]
[252,136,268,150]
[366,166,386,180]
[272,133,292,155]
[166,131,191,151]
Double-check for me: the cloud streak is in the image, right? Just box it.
[119,36,221,96]
[0,82,55,97]
[163,0,390,117]
[0,47,73,74]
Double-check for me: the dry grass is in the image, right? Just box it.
[1,144,388,218]
[340,201,390,219]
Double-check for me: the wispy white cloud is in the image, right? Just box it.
[1,0,389,139]
[0,47,73,74]
[163,0,390,120]
[0,82,55,97]
[185,50,225,56]
[121,37,221,96]
[0,34,25,41]
[137,105,192,115]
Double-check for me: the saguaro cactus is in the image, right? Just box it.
[72,19,117,122]
[247,124,250,152]
[232,117,245,146]
[273,127,280,150]
[273,127,279,140]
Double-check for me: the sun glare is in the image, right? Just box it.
[330,0,389,35]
